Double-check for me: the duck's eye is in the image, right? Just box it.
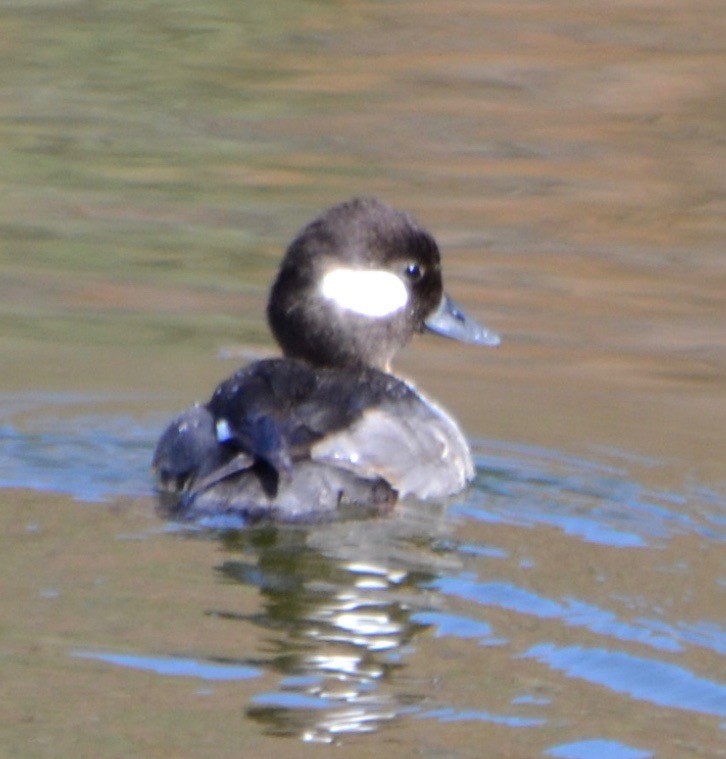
[404,262,424,282]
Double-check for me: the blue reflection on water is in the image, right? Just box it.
[410,610,506,645]
[468,439,720,547]
[432,575,684,652]
[524,643,726,717]
[0,393,158,502]
[72,649,262,681]
[253,692,336,710]
[417,706,546,727]
[453,501,646,547]
[545,738,653,759]
[458,542,509,559]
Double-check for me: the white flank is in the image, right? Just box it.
[320,268,408,318]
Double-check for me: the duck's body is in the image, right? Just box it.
[153,198,499,524]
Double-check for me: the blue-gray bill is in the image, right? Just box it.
[424,295,501,347]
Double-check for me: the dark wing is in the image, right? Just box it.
[206,358,413,475]
[152,359,416,521]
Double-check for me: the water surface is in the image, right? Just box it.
[1,1,724,757]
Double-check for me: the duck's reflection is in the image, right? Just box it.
[211,513,458,743]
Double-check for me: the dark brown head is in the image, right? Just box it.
[267,198,499,371]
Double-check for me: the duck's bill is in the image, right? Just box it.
[424,295,501,347]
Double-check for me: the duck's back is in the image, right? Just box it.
[153,358,473,523]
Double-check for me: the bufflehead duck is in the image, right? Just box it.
[153,198,499,524]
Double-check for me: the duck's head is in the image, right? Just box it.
[267,197,500,371]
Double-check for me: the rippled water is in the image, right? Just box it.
[1,0,724,757]
[1,396,724,755]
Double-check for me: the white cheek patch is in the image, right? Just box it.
[320,268,408,318]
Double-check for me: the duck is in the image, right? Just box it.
[152,197,500,525]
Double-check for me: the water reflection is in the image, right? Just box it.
[210,522,445,742]
[3,392,724,749]
[192,438,725,744]
[72,649,261,681]
[0,392,158,502]
[524,643,726,719]
[467,440,722,546]
[545,739,654,759]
